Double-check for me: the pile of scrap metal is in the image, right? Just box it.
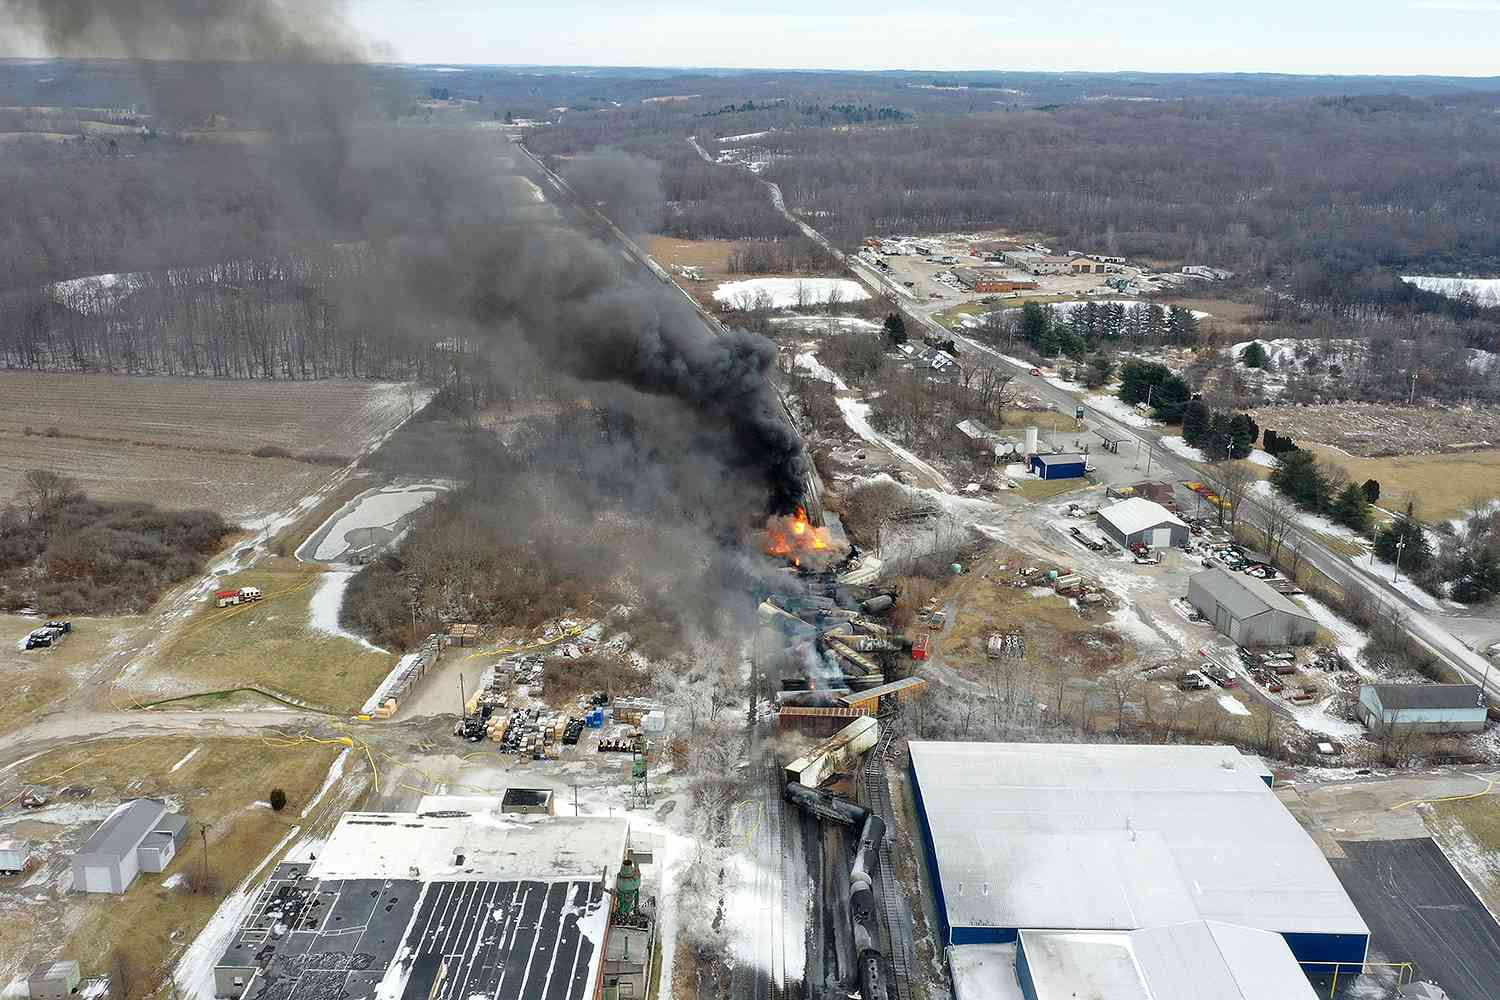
[761,590,907,704]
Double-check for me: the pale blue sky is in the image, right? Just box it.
[346,0,1500,76]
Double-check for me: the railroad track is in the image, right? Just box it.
[862,725,915,1000]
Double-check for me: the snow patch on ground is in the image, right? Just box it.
[162,872,189,889]
[1084,394,1159,429]
[713,277,869,309]
[769,314,881,332]
[793,352,848,390]
[834,397,954,491]
[308,571,389,653]
[1402,274,1500,305]
[1294,594,1370,669]
[1160,435,1205,462]
[169,746,201,773]
[1218,693,1250,716]
[1246,449,1277,468]
[301,748,350,817]
[717,130,770,143]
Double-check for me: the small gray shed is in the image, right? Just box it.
[1096,497,1189,549]
[0,838,33,873]
[1187,567,1318,648]
[1357,684,1488,736]
[71,799,189,894]
[28,962,81,1000]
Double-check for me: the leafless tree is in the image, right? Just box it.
[1107,672,1139,733]
[1257,490,1297,559]
[1203,462,1254,531]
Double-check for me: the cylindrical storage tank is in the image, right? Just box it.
[1025,426,1039,455]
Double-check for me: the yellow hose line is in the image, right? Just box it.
[1390,776,1495,811]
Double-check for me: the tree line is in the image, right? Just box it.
[0,249,467,379]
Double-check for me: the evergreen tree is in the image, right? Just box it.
[1166,305,1200,345]
[1453,548,1500,603]
[1270,448,1331,511]
[1019,301,1053,353]
[1143,304,1167,344]
[1180,399,1212,446]
[1240,341,1269,368]
[1117,358,1169,404]
[1362,479,1381,503]
[1104,302,1127,341]
[1330,482,1371,532]
[1085,353,1115,389]
[1374,504,1434,574]
[1201,411,1233,461]
[883,312,907,344]
[1227,412,1259,459]
[1152,374,1192,422]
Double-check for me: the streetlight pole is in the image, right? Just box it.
[1393,539,1406,583]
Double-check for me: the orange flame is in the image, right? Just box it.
[766,507,833,566]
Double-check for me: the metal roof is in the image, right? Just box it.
[909,742,1366,939]
[1034,453,1085,466]
[1365,683,1484,712]
[76,799,168,862]
[1190,567,1316,622]
[1097,497,1187,536]
[1019,921,1319,1000]
[839,676,927,705]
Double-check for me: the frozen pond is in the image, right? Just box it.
[299,484,443,563]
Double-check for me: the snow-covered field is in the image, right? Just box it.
[309,570,388,653]
[713,277,869,310]
[1402,275,1500,305]
[301,484,443,563]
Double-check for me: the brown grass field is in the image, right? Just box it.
[0,615,136,730]
[2,738,348,998]
[122,558,396,712]
[1300,443,1500,523]
[0,374,416,520]
[1252,402,1500,458]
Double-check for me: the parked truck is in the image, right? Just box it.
[214,587,264,608]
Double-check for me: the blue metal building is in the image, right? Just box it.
[1028,454,1086,480]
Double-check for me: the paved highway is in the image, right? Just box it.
[715,142,1500,706]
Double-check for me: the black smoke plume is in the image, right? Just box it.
[0,0,811,619]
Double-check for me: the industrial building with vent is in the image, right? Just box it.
[211,794,652,1000]
[908,742,1369,1000]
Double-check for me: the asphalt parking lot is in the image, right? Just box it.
[1331,838,1500,1000]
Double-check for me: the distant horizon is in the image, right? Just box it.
[5,1,1500,77]
[3,57,1500,85]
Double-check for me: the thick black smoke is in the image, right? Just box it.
[1,1,811,614]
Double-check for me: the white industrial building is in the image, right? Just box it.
[1095,497,1189,549]
[1188,566,1319,647]
[71,799,189,894]
[909,742,1369,1000]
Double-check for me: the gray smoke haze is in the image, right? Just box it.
[2,0,810,617]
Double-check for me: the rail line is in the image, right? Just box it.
[862,723,914,1000]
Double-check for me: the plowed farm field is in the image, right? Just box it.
[0,374,420,521]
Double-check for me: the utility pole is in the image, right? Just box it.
[1393,539,1407,583]
[1146,444,1154,476]
[199,822,211,892]
[458,673,466,717]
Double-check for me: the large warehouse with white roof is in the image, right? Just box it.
[908,741,1368,1000]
